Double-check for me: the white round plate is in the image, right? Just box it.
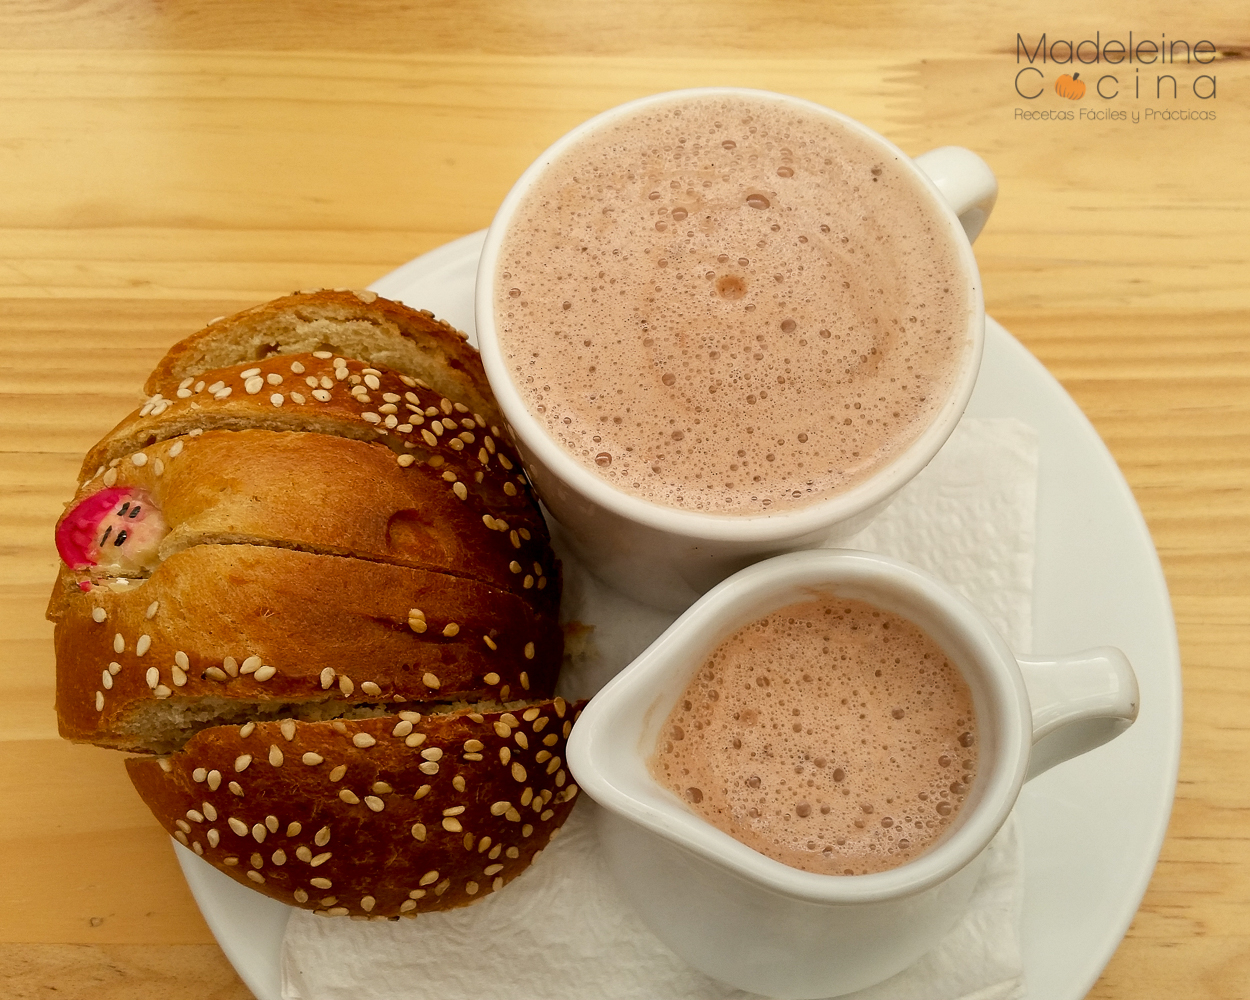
[175,231,1181,1000]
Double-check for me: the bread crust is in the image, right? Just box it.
[143,290,503,429]
[124,705,582,917]
[61,428,556,612]
[53,544,562,752]
[81,353,525,495]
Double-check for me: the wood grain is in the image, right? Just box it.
[2,1,1247,997]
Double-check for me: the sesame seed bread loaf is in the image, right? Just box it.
[51,291,583,919]
[125,704,581,916]
[143,289,503,430]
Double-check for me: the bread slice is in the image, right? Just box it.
[143,290,504,429]
[125,703,582,918]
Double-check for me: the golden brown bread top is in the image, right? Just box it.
[125,704,582,918]
[81,352,524,492]
[143,289,504,429]
[52,544,562,752]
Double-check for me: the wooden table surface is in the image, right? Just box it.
[2,2,1247,997]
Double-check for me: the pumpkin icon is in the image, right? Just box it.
[1055,73,1086,100]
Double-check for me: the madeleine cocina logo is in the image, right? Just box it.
[1014,32,1219,122]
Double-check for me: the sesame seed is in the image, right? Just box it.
[239,721,255,737]
[235,755,252,772]
[414,784,431,799]
[208,770,222,790]
[522,824,534,838]
[296,846,313,862]
[131,452,148,467]
[314,825,331,847]
[523,575,534,589]
[419,870,439,886]
[312,389,331,402]
[192,768,207,783]
[229,781,243,796]
[493,721,511,739]
[484,863,504,876]
[510,530,521,549]
[213,387,232,399]
[524,642,535,660]
[108,661,121,675]
[224,657,239,677]
[293,888,309,904]
[500,746,511,765]
[207,829,220,848]
[504,482,517,496]
[364,796,384,812]
[511,762,527,782]
[171,666,188,686]
[514,732,529,750]
[505,808,521,822]
[405,733,428,748]
[442,623,459,638]
[251,823,267,843]
[392,720,413,738]
[535,751,550,764]
[509,561,522,574]
[145,601,159,619]
[453,775,468,791]
[113,633,125,654]
[520,788,533,807]
[301,752,323,766]
[420,747,443,762]
[542,734,558,746]
[94,691,104,711]
[339,675,354,697]
[290,392,306,404]
[352,733,376,749]
[228,817,248,836]
[408,618,427,634]
[240,368,261,378]
[102,468,118,487]
[463,739,484,753]
[145,666,159,688]
[244,375,264,394]
[311,852,332,867]
[240,656,261,675]
[329,764,347,781]
[310,877,332,890]
[418,761,440,776]
[270,393,284,407]
[254,664,276,682]
[339,789,359,805]
[399,710,422,723]
[319,667,335,689]
[135,634,151,657]
[187,809,204,824]
[266,373,283,385]
[452,481,468,500]
[271,849,287,866]
[364,374,380,390]
[465,881,479,895]
[547,756,562,774]
[203,802,217,821]
[410,823,428,842]
[246,871,265,884]
[92,607,107,623]
[422,672,440,689]
[269,745,284,766]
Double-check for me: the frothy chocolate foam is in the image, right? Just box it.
[649,597,978,875]
[495,92,971,514]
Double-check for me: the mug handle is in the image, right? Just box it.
[913,147,998,243]
[1017,647,1140,781]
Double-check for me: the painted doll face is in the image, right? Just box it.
[56,487,167,575]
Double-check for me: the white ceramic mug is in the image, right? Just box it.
[566,549,1139,999]
[476,88,999,610]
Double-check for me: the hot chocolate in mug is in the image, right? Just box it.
[566,549,1140,999]
[476,88,998,610]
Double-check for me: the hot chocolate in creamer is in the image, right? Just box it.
[494,92,970,515]
[649,597,978,875]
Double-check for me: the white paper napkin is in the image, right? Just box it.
[282,416,1038,1000]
